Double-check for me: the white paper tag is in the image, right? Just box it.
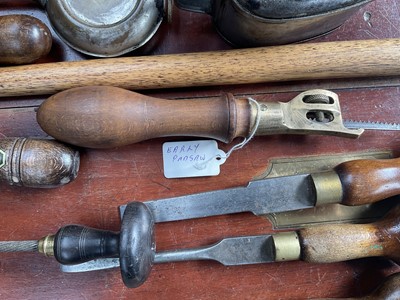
[162,140,226,178]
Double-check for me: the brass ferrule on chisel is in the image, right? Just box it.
[272,232,301,262]
[311,171,343,206]
[251,89,364,138]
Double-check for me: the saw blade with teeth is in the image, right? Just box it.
[344,120,400,131]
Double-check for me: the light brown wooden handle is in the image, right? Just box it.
[298,205,400,264]
[1,39,400,97]
[334,157,400,206]
[0,138,79,188]
[36,86,251,148]
[0,15,52,65]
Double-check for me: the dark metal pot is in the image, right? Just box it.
[175,0,372,46]
[37,0,164,57]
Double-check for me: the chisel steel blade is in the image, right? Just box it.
[120,174,316,222]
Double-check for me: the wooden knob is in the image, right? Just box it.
[36,86,251,149]
[0,138,79,188]
[298,205,400,264]
[0,15,52,65]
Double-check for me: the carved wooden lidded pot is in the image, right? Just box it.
[176,0,372,46]
[0,138,79,188]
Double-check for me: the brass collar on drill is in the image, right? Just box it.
[38,235,55,257]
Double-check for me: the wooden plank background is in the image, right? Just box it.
[0,1,400,299]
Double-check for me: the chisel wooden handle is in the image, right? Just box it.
[0,15,52,65]
[36,86,251,148]
[334,158,400,205]
[1,38,400,97]
[298,205,400,264]
[0,138,79,188]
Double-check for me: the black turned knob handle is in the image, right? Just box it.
[52,202,155,288]
[120,202,155,288]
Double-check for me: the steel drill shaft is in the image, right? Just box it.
[0,241,38,252]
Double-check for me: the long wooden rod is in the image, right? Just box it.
[1,38,400,97]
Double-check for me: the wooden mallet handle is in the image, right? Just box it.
[2,39,400,97]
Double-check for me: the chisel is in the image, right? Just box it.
[0,202,399,289]
[117,155,400,221]
[1,156,400,287]
[36,86,400,149]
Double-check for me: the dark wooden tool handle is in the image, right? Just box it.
[323,272,400,299]
[298,205,400,264]
[335,157,400,206]
[0,138,79,188]
[36,86,251,148]
[54,225,119,265]
[360,273,400,300]
[0,15,52,65]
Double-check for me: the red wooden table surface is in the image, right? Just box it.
[0,1,400,299]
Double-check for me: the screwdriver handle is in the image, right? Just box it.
[36,86,251,149]
[298,205,400,264]
[0,138,79,188]
[0,15,52,65]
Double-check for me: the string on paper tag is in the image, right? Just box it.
[162,98,261,178]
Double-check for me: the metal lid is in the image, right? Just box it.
[44,0,163,57]
[235,0,372,19]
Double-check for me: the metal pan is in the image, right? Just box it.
[175,0,372,46]
[37,0,164,57]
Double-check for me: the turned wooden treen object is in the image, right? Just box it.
[1,39,400,96]
[0,138,79,188]
[0,15,52,65]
